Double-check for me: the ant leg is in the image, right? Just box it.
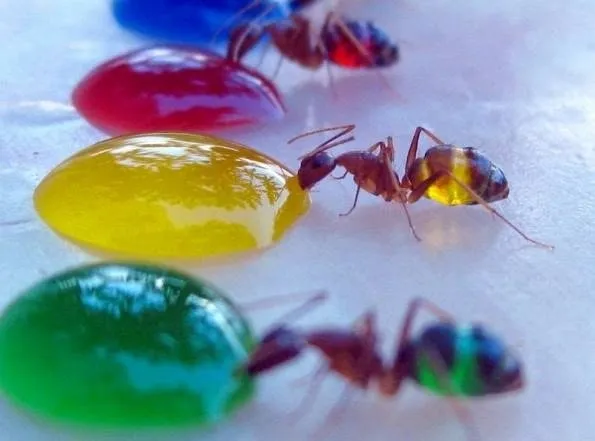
[227,22,267,63]
[287,363,329,421]
[367,136,395,163]
[254,36,272,70]
[325,60,339,100]
[331,170,349,180]
[314,312,379,436]
[239,290,329,326]
[404,126,448,180]
[422,347,482,441]
[380,297,455,396]
[314,383,359,438]
[395,297,456,353]
[407,170,554,249]
[315,36,339,100]
[210,0,265,45]
[271,51,286,80]
[379,142,421,241]
[339,185,361,216]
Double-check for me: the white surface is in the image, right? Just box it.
[1,0,594,440]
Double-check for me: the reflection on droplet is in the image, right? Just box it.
[71,45,286,136]
[33,132,310,259]
[0,262,255,427]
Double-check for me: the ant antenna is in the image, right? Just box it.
[229,1,282,62]
[297,136,355,160]
[288,124,356,159]
[288,123,355,144]
[210,0,284,46]
[240,289,329,329]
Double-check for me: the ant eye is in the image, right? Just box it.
[309,154,330,169]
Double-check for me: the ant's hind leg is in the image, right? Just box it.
[407,169,554,249]
[404,126,448,174]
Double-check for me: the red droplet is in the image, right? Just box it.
[72,45,286,135]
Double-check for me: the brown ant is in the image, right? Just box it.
[240,292,524,441]
[218,2,399,93]
[287,124,554,249]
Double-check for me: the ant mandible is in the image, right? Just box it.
[287,124,554,249]
[240,292,524,441]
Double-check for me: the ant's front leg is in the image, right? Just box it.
[332,170,349,180]
[227,22,267,63]
[339,185,362,216]
[379,140,420,241]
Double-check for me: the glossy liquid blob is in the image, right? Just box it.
[0,262,255,427]
[72,45,286,136]
[112,0,289,45]
[34,133,310,259]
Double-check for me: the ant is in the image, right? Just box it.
[216,0,399,93]
[240,292,524,441]
[287,124,554,249]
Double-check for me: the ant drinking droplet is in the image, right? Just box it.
[288,124,554,249]
[214,1,398,94]
[240,293,524,441]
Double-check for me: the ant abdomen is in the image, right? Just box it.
[407,322,523,397]
[406,146,510,206]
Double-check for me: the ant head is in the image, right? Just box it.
[242,326,306,376]
[297,152,336,190]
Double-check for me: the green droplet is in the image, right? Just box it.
[0,262,255,428]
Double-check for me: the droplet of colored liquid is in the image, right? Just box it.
[34,133,310,259]
[112,0,290,45]
[72,45,286,136]
[0,262,255,427]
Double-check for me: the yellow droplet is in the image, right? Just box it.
[34,133,310,259]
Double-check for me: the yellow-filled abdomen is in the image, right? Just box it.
[34,133,310,260]
[406,146,504,206]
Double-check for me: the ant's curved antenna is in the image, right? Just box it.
[210,0,289,46]
[288,124,356,159]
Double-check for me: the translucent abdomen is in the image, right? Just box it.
[406,146,509,205]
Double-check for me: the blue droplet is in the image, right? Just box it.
[112,0,291,47]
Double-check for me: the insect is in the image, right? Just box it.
[241,294,524,440]
[216,0,398,92]
[287,124,554,249]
